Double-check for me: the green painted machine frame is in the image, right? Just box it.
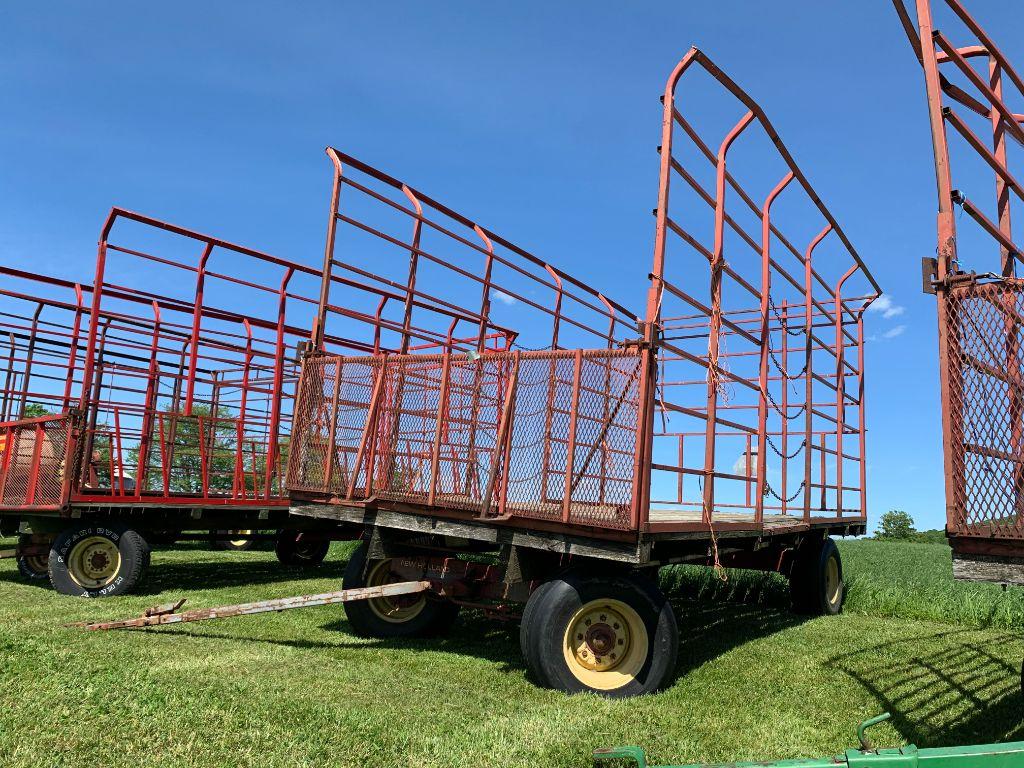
[594,715,1024,768]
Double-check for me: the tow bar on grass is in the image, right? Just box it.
[594,714,1024,768]
[74,581,432,631]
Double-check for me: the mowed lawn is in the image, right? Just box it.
[2,538,1023,768]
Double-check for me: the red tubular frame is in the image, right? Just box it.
[894,0,1024,554]
[641,49,878,535]
[0,205,500,512]
[288,55,879,539]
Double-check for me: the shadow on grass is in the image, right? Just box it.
[133,557,348,596]
[829,630,1024,746]
[0,556,349,595]
[127,569,807,687]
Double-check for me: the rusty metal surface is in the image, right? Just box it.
[893,0,1024,546]
[78,580,432,630]
[288,348,644,530]
[944,280,1024,538]
[0,414,73,509]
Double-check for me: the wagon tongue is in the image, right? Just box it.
[69,581,431,631]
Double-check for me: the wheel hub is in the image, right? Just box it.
[68,536,120,589]
[366,559,426,623]
[568,605,632,673]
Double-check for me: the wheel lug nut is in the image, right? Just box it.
[613,623,620,629]
[610,653,616,659]
[617,639,624,645]
[577,633,583,640]
[600,614,607,621]
[584,619,591,625]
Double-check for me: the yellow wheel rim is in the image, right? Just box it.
[229,530,254,548]
[562,598,648,691]
[366,559,426,624]
[68,536,120,589]
[825,556,841,605]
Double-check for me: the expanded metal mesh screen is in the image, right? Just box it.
[946,280,1024,538]
[287,349,644,530]
[0,416,72,508]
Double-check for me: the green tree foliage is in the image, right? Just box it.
[21,403,54,418]
[876,509,916,541]
[126,405,287,496]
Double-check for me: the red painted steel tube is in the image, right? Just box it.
[700,110,755,525]
[754,172,795,525]
[562,349,584,524]
[803,225,831,522]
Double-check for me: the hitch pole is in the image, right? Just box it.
[76,580,432,631]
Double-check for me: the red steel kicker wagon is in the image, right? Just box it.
[272,51,880,696]
[0,207,505,595]
[893,0,1024,585]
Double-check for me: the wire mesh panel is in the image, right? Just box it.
[945,281,1024,538]
[288,349,645,531]
[0,415,73,509]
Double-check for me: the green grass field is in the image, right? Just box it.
[1,537,1023,768]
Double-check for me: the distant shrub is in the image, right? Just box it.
[876,509,916,541]
[912,528,947,545]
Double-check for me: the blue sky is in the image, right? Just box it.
[3,1,1023,532]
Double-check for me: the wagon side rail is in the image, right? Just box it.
[287,347,647,533]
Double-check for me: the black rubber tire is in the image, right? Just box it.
[341,542,459,638]
[275,529,330,568]
[15,534,50,582]
[214,530,256,551]
[48,523,150,598]
[789,536,844,616]
[519,578,560,671]
[520,570,678,698]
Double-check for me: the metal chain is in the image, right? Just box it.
[764,479,806,504]
[764,384,806,421]
[765,433,807,460]
[769,294,804,337]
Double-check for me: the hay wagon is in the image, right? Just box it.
[275,51,879,696]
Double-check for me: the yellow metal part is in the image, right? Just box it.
[826,555,841,605]
[366,559,427,624]
[563,598,648,690]
[229,530,254,548]
[68,536,120,589]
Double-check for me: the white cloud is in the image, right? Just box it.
[493,291,517,306]
[868,294,905,319]
[882,324,907,339]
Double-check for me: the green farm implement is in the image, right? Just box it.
[594,715,1024,768]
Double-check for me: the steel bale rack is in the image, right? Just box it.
[893,0,1024,584]
[0,205,500,596]
[90,51,881,698]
